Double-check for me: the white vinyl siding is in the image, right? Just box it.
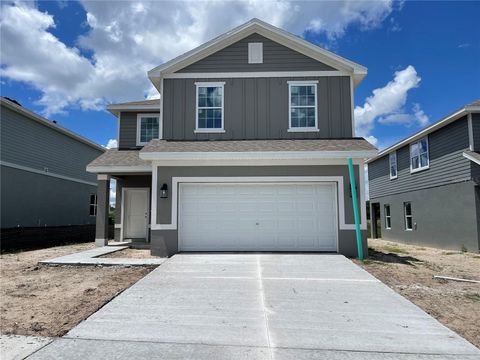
[195,82,225,133]
[384,204,391,229]
[136,114,159,146]
[178,182,337,252]
[389,152,397,179]
[287,81,318,132]
[410,137,429,173]
[404,202,413,230]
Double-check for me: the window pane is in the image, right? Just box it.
[385,205,390,216]
[406,217,412,229]
[405,202,411,215]
[420,138,428,153]
[198,109,206,128]
[386,218,391,228]
[411,156,419,169]
[306,108,315,127]
[420,153,428,167]
[140,117,159,143]
[411,143,419,156]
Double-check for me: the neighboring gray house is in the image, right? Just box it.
[87,19,377,257]
[367,100,480,252]
[1,97,105,248]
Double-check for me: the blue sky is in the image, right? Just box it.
[1,0,479,150]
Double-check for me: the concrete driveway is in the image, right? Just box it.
[30,254,479,359]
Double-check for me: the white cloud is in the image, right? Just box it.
[1,0,399,115]
[105,139,118,149]
[354,65,427,144]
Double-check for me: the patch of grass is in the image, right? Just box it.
[472,255,480,259]
[382,245,409,255]
[416,247,426,251]
[464,293,480,302]
[443,251,462,255]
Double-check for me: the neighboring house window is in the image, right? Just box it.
[384,204,391,229]
[287,81,318,132]
[136,114,160,146]
[89,194,97,216]
[410,137,429,172]
[404,202,413,230]
[389,152,397,179]
[248,42,263,64]
[195,82,225,133]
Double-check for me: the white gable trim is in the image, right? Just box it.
[163,70,349,79]
[148,19,367,90]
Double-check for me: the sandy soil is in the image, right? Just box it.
[355,239,480,348]
[101,248,158,259]
[0,243,154,337]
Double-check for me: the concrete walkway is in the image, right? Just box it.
[38,246,166,266]
[29,254,480,359]
[0,335,52,360]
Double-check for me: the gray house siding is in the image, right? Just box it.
[118,111,160,150]
[150,164,366,258]
[371,181,479,252]
[368,117,471,199]
[163,76,352,140]
[177,33,335,73]
[1,106,100,183]
[1,166,97,228]
[472,113,480,150]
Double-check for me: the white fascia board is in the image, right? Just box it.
[164,71,348,79]
[86,165,152,174]
[107,104,160,116]
[463,151,480,165]
[140,150,378,161]
[148,19,366,89]
[0,98,105,152]
[366,106,480,164]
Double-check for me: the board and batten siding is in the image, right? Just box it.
[0,105,102,183]
[177,33,335,73]
[472,113,480,150]
[118,111,160,149]
[369,117,472,199]
[162,76,352,140]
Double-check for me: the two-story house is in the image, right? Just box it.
[87,19,377,257]
[1,97,105,249]
[367,100,480,252]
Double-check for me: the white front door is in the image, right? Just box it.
[178,182,338,252]
[124,188,149,239]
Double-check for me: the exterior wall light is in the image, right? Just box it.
[160,183,168,199]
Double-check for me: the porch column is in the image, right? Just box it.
[95,174,110,247]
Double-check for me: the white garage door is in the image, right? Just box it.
[178,182,337,252]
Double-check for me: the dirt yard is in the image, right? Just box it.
[101,248,157,259]
[355,239,480,348]
[0,243,154,337]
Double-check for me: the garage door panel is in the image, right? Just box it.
[178,183,337,252]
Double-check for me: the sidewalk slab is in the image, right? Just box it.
[0,335,52,360]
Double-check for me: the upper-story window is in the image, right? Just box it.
[389,152,397,179]
[287,81,318,132]
[410,137,429,173]
[136,114,159,146]
[195,82,225,133]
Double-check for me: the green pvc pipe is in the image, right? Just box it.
[347,157,364,260]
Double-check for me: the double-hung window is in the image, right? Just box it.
[389,152,397,179]
[384,204,391,229]
[89,194,97,216]
[410,137,429,172]
[288,81,318,132]
[195,82,225,133]
[137,114,159,146]
[404,202,413,230]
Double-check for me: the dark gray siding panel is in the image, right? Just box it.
[472,113,480,150]
[163,76,352,140]
[0,106,102,182]
[1,165,97,228]
[369,117,471,198]
[370,181,479,251]
[178,33,335,73]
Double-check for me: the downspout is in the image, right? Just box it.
[347,158,364,260]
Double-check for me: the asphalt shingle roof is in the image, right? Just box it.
[87,150,148,167]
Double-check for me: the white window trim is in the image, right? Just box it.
[404,202,413,231]
[389,152,397,180]
[287,81,319,132]
[195,82,226,133]
[136,113,160,146]
[384,204,391,229]
[89,194,97,217]
[248,42,263,64]
[410,136,430,173]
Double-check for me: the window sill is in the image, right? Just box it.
[287,128,319,133]
[389,175,397,180]
[405,229,413,232]
[194,129,226,134]
[410,165,429,174]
